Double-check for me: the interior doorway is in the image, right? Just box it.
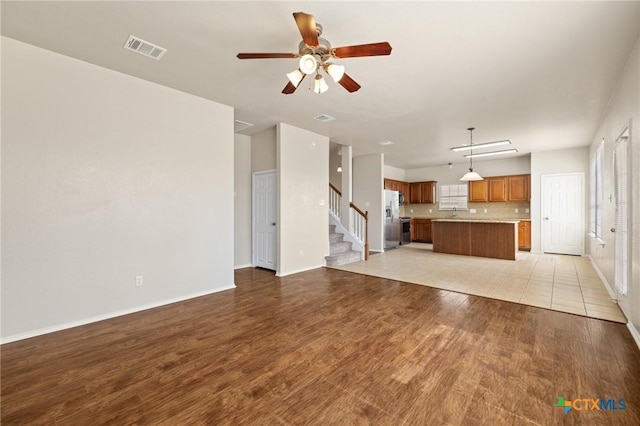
[252,170,277,271]
[541,173,584,255]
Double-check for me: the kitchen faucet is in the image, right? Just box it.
[451,207,457,218]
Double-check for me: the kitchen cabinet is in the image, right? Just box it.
[468,180,488,202]
[508,174,530,201]
[469,174,530,203]
[488,177,508,202]
[384,179,410,200]
[432,219,518,260]
[409,181,436,204]
[518,220,531,251]
[412,219,432,243]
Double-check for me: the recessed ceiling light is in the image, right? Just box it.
[314,114,335,122]
[378,140,394,146]
[465,149,519,158]
[451,140,511,152]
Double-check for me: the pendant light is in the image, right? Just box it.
[460,127,484,181]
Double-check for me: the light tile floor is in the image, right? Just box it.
[329,243,626,323]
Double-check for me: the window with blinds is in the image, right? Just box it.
[614,131,629,296]
[439,183,468,210]
[589,141,604,241]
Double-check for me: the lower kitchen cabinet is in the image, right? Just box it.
[518,220,531,251]
[412,219,432,243]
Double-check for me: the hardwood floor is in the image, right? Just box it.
[2,267,639,425]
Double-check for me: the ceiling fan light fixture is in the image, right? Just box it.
[286,69,304,87]
[299,54,318,75]
[314,74,329,93]
[325,63,345,82]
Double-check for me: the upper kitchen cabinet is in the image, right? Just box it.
[469,180,488,202]
[488,177,508,202]
[384,178,410,199]
[508,174,530,201]
[409,181,436,204]
[469,174,530,202]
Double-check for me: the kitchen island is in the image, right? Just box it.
[431,219,519,260]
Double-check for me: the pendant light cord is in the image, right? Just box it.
[468,127,474,171]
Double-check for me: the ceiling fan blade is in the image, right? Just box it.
[282,74,307,94]
[237,53,297,59]
[332,42,392,58]
[339,73,361,93]
[293,12,319,47]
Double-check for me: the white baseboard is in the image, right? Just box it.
[586,255,616,299]
[276,264,324,277]
[1,284,236,345]
[234,263,253,270]
[628,322,640,351]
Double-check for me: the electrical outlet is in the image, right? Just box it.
[135,275,143,286]
[429,209,432,213]
[470,209,476,214]
[410,209,414,213]
[525,208,530,213]
[484,209,488,213]
[515,208,519,213]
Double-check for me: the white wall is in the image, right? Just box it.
[329,142,342,192]
[234,134,252,269]
[587,35,639,343]
[1,37,235,342]
[530,147,589,254]
[384,165,406,181]
[276,123,329,276]
[354,154,384,252]
[251,126,277,172]
[404,155,531,184]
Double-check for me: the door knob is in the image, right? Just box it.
[544,217,549,220]
[271,222,276,226]
[610,227,615,233]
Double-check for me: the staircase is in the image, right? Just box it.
[325,225,363,267]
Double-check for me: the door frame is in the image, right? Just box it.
[541,172,585,255]
[252,169,277,270]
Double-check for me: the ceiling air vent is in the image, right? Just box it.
[314,114,336,123]
[234,120,253,132]
[124,35,166,60]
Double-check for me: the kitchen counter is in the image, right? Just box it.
[431,218,520,224]
[432,220,518,260]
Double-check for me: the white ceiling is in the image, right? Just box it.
[2,1,639,169]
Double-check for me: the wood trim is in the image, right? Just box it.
[329,183,342,197]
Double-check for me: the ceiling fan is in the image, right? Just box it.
[237,12,392,94]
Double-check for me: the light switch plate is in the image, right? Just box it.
[470,209,476,213]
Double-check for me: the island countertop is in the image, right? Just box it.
[431,218,520,224]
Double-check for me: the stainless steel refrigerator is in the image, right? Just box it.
[384,189,400,250]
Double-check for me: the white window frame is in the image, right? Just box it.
[439,183,468,211]
[589,140,604,243]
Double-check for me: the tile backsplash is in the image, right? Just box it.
[401,201,530,220]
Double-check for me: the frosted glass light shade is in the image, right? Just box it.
[286,69,304,87]
[460,170,484,181]
[299,54,318,75]
[326,63,345,82]
[314,75,329,94]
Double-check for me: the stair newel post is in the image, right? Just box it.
[364,210,369,261]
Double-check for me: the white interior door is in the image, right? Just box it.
[253,170,277,270]
[542,173,584,255]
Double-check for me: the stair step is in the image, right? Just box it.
[325,250,362,267]
[330,241,353,254]
[329,233,344,244]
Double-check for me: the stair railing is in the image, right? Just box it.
[329,184,369,261]
[329,183,342,219]
[349,202,369,261]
